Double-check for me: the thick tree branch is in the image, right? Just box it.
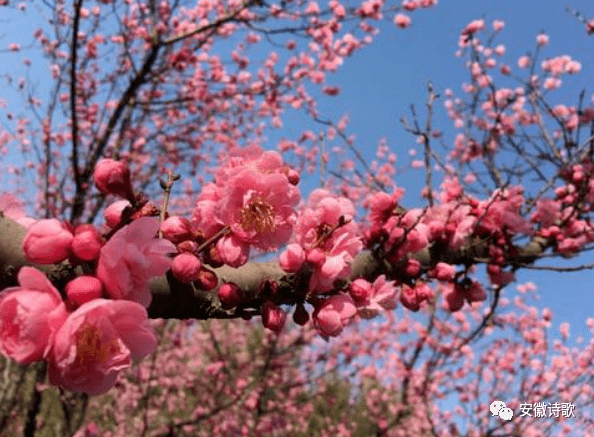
[0,216,556,321]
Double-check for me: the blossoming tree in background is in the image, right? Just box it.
[1,0,594,435]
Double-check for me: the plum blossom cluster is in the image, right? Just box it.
[531,157,594,253]
[362,176,538,311]
[0,160,176,394]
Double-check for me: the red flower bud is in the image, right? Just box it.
[195,268,218,291]
[261,301,287,333]
[93,159,133,199]
[218,282,243,309]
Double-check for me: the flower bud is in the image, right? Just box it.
[349,278,372,304]
[71,224,103,261]
[93,158,133,199]
[286,168,300,185]
[195,268,218,291]
[218,282,243,309]
[433,262,456,282]
[177,240,198,253]
[261,301,287,333]
[171,253,202,283]
[404,259,422,278]
[22,219,73,264]
[160,216,192,243]
[313,294,356,338]
[400,284,420,312]
[104,200,131,228]
[65,276,103,307]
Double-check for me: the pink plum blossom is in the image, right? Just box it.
[291,189,362,293]
[46,299,157,395]
[22,218,74,264]
[219,170,300,251]
[0,267,68,363]
[96,217,176,307]
[353,275,398,319]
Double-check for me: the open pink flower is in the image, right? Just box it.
[293,190,362,293]
[46,299,157,395]
[313,293,357,339]
[0,267,67,363]
[96,217,176,307]
[22,219,73,264]
[353,275,398,319]
[219,170,300,251]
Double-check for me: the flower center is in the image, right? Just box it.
[74,323,121,368]
[238,196,276,235]
[313,222,334,250]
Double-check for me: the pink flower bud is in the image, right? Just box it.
[160,216,192,243]
[195,268,218,291]
[170,253,202,283]
[349,278,372,304]
[93,158,133,199]
[71,224,103,261]
[218,282,243,309]
[261,301,287,333]
[414,281,434,301]
[394,13,411,29]
[177,240,198,253]
[279,243,305,273]
[22,219,73,264]
[400,284,421,311]
[216,235,249,268]
[104,200,131,228]
[404,259,422,277]
[286,168,300,185]
[65,276,103,307]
